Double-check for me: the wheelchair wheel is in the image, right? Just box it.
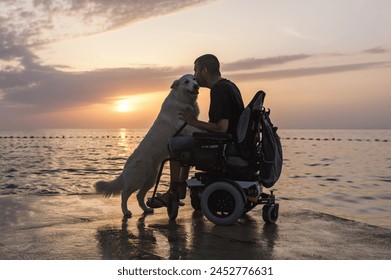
[201,181,245,226]
[167,194,179,220]
[262,203,279,224]
[190,188,201,211]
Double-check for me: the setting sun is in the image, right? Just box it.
[115,99,132,112]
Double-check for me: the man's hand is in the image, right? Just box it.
[179,108,198,126]
[180,108,229,133]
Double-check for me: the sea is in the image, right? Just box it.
[1,129,390,229]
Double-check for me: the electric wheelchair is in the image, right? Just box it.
[148,91,280,226]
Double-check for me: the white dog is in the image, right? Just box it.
[94,74,199,217]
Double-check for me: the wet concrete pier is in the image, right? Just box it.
[0,194,390,260]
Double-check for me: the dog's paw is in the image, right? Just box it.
[123,211,132,218]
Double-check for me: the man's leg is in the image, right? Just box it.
[170,160,190,199]
[147,136,194,207]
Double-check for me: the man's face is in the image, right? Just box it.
[194,62,207,87]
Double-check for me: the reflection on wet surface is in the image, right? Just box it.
[1,195,391,260]
[96,210,279,260]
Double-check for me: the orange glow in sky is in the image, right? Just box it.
[0,0,390,129]
[115,100,132,113]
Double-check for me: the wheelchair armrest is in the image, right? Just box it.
[192,132,232,141]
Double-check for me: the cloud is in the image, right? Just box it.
[363,47,388,54]
[222,49,388,73]
[229,61,391,81]
[1,63,186,113]
[0,0,214,114]
[223,54,312,71]
[3,56,390,117]
[0,0,215,46]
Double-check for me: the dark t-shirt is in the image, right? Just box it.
[209,79,244,141]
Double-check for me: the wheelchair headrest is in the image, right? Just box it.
[248,90,266,111]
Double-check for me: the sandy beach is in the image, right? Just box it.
[0,194,390,260]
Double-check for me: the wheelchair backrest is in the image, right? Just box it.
[235,91,266,162]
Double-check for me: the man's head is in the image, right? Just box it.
[194,54,221,88]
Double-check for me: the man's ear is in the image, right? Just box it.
[170,79,179,89]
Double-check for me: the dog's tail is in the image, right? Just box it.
[94,174,123,197]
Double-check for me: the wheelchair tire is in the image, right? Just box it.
[262,203,279,224]
[190,188,201,211]
[201,181,245,226]
[167,194,179,220]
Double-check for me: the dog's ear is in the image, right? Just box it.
[170,79,180,90]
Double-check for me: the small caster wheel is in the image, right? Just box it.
[167,194,179,220]
[262,203,279,224]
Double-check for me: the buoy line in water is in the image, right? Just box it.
[0,135,389,142]
[282,137,388,142]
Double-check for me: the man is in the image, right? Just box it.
[181,54,244,136]
[149,54,244,207]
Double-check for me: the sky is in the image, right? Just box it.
[0,0,390,130]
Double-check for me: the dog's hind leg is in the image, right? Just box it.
[121,186,135,218]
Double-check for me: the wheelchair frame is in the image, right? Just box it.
[149,149,279,226]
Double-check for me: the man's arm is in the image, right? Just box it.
[180,109,228,133]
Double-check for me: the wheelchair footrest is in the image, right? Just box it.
[247,192,275,205]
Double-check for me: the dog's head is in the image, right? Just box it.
[170,74,199,97]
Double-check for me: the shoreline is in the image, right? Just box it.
[1,194,390,260]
